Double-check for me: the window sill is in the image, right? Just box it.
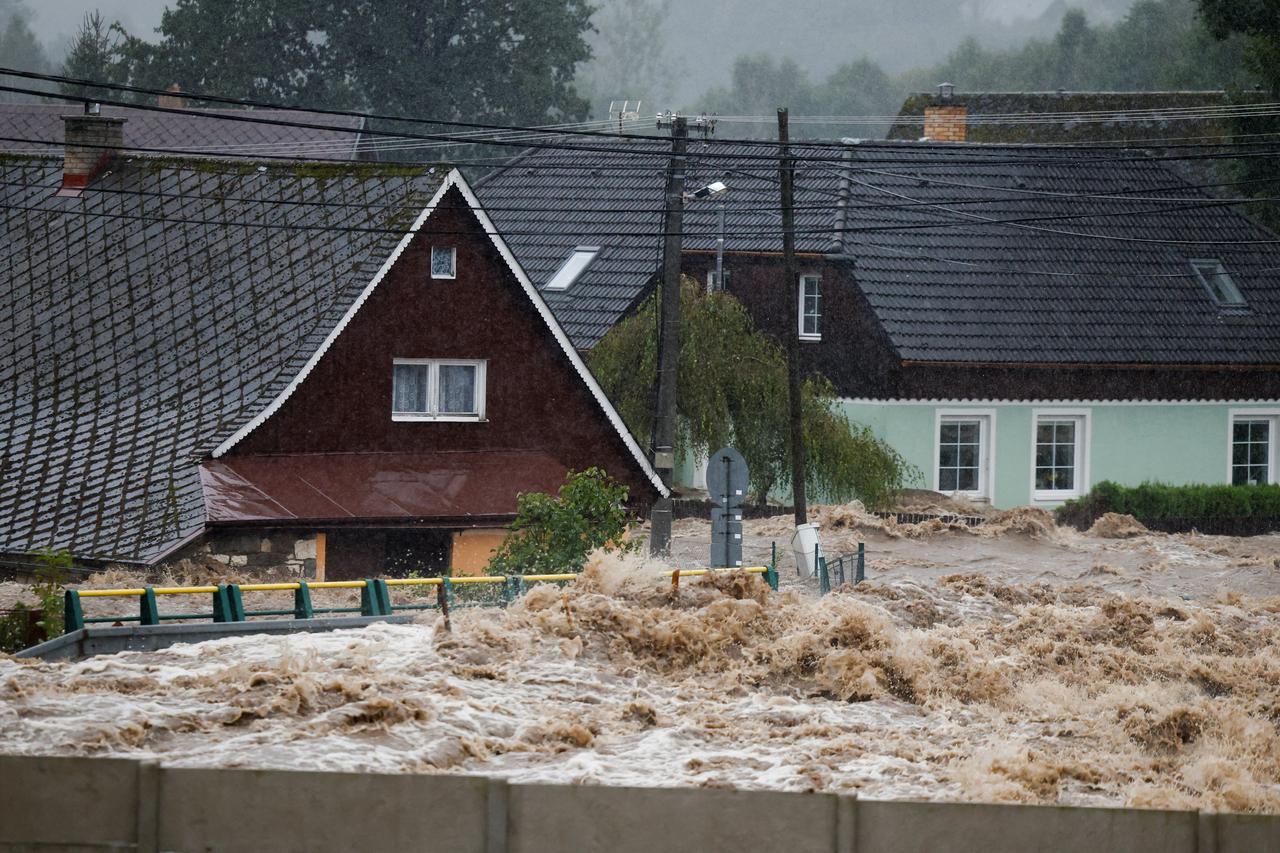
[798,334,822,343]
[392,414,485,423]
[1033,492,1080,503]
[430,274,457,280]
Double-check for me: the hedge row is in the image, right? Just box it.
[1056,481,1280,530]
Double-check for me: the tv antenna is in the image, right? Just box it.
[609,99,643,133]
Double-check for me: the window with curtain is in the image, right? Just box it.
[392,359,485,420]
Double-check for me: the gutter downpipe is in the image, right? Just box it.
[715,199,726,292]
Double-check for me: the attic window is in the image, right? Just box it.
[544,246,600,291]
[431,246,456,279]
[1190,259,1245,307]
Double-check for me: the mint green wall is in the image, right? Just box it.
[836,401,1274,509]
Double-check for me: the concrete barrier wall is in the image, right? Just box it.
[1,755,1276,853]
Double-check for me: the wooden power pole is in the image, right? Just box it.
[778,108,808,526]
[649,115,688,555]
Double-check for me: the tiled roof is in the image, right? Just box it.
[0,154,444,562]
[477,138,1280,363]
[477,139,842,347]
[0,104,365,160]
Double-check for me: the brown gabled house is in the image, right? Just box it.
[0,114,664,578]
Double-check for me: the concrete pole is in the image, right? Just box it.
[778,108,808,526]
[649,116,688,556]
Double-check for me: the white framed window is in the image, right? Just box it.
[430,246,457,279]
[1190,259,1245,308]
[798,274,821,340]
[392,359,486,421]
[545,246,600,291]
[1031,410,1089,501]
[1229,410,1279,485]
[706,268,731,292]
[934,410,995,500]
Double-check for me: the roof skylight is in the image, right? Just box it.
[545,246,600,291]
[1190,259,1246,308]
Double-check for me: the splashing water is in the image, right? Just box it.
[1,546,1278,812]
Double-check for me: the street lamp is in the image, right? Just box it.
[685,181,730,292]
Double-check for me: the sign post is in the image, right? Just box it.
[706,447,748,568]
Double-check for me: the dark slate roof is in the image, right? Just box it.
[0,155,444,562]
[477,139,842,347]
[838,142,1280,363]
[477,137,1280,364]
[0,104,366,160]
[885,91,1251,145]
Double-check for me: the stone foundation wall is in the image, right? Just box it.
[172,530,319,578]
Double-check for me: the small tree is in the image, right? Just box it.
[488,468,639,576]
[589,279,918,508]
[59,12,130,99]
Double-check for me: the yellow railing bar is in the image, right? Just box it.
[659,566,767,578]
[73,566,769,598]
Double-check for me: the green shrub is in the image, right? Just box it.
[487,468,640,576]
[0,603,34,654]
[28,548,71,638]
[1057,481,1280,528]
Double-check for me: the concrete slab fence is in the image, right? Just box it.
[1,755,1276,852]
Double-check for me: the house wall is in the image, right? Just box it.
[232,188,656,506]
[842,399,1280,509]
[673,253,1280,508]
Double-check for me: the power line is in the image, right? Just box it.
[8,69,1280,162]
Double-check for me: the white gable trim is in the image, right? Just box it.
[212,169,667,497]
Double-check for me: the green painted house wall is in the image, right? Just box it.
[838,400,1280,509]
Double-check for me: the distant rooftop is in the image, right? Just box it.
[0,103,367,160]
[886,89,1264,145]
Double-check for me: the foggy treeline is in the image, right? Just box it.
[0,0,1267,134]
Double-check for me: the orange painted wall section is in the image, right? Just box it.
[451,529,507,576]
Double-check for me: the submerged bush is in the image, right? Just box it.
[487,468,639,575]
[1058,481,1280,529]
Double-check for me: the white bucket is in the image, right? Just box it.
[790,523,822,578]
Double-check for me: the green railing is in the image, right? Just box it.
[62,564,780,634]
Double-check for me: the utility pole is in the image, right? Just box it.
[650,114,688,555]
[778,107,808,526]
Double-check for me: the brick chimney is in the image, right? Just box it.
[59,104,126,196]
[923,82,966,142]
[158,83,185,109]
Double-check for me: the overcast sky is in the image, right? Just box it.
[25,0,1132,52]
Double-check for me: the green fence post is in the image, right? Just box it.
[502,577,515,606]
[765,546,779,592]
[360,579,385,616]
[63,589,84,633]
[818,556,830,596]
[139,588,160,626]
[212,586,232,622]
[225,585,246,622]
[856,542,865,584]
[294,582,314,619]
[374,579,392,615]
[440,577,453,612]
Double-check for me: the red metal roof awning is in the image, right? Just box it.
[200,451,569,524]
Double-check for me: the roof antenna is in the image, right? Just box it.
[609,99,642,133]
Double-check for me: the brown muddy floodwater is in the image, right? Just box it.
[2,508,1278,812]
